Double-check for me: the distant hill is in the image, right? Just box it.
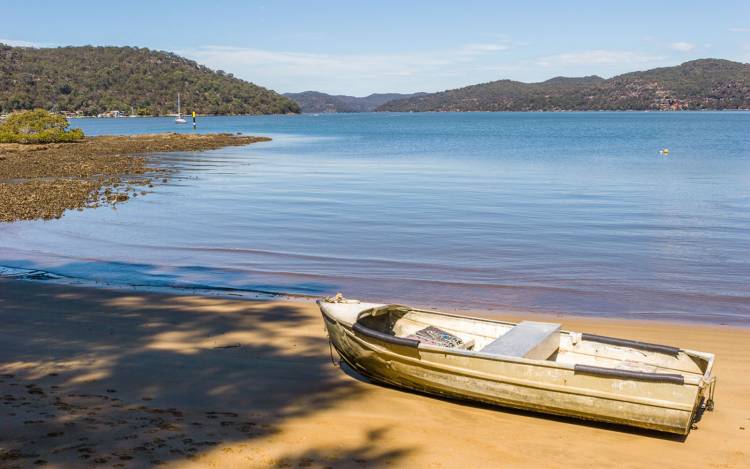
[0,44,299,115]
[284,91,427,113]
[377,59,750,112]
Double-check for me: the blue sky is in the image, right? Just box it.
[3,1,750,95]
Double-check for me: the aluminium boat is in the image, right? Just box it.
[318,296,716,435]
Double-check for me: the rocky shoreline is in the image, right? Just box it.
[0,133,270,222]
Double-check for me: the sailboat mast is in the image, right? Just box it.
[174,93,187,123]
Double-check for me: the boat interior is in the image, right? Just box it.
[356,305,711,380]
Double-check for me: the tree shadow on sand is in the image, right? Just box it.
[271,428,411,468]
[0,281,410,467]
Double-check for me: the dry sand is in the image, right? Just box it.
[0,280,747,468]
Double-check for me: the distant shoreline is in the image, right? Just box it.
[3,109,746,120]
[292,108,750,114]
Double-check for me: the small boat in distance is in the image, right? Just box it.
[175,93,187,124]
[318,296,716,435]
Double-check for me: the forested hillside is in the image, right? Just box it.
[378,59,750,112]
[0,44,299,115]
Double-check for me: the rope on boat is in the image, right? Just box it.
[323,292,360,304]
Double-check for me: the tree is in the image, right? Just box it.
[0,109,85,143]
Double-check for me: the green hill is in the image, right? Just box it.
[284,91,427,113]
[377,59,750,112]
[0,44,299,115]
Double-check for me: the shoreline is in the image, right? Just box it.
[0,133,270,222]
[0,279,748,467]
[2,265,748,330]
[62,109,750,118]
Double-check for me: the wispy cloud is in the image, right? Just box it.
[535,50,663,67]
[0,38,47,47]
[669,41,696,52]
[729,27,750,32]
[181,44,696,94]
[184,43,510,72]
[180,43,512,94]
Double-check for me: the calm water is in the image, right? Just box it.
[1,113,749,324]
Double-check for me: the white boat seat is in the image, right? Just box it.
[480,321,561,360]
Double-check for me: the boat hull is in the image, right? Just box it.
[320,305,706,435]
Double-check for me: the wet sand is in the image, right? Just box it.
[0,280,748,468]
[0,133,270,222]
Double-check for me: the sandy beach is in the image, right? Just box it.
[0,280,747,468]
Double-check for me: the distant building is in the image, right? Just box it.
[96,110,126,118]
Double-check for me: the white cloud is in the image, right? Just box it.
[669,42,696,52]
[729,27,750,32]
[180,44,691,94]
[0,38,45,47]
[180,43,512,95]
[460,43,510,54]
[185,43,510,72]
[535,50,663,67]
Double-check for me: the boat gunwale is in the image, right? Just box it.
[580,333,680,356]
[573,364,685,384]
[400,306,715,383]
[337,321,699,412]
[320,305,707,386]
